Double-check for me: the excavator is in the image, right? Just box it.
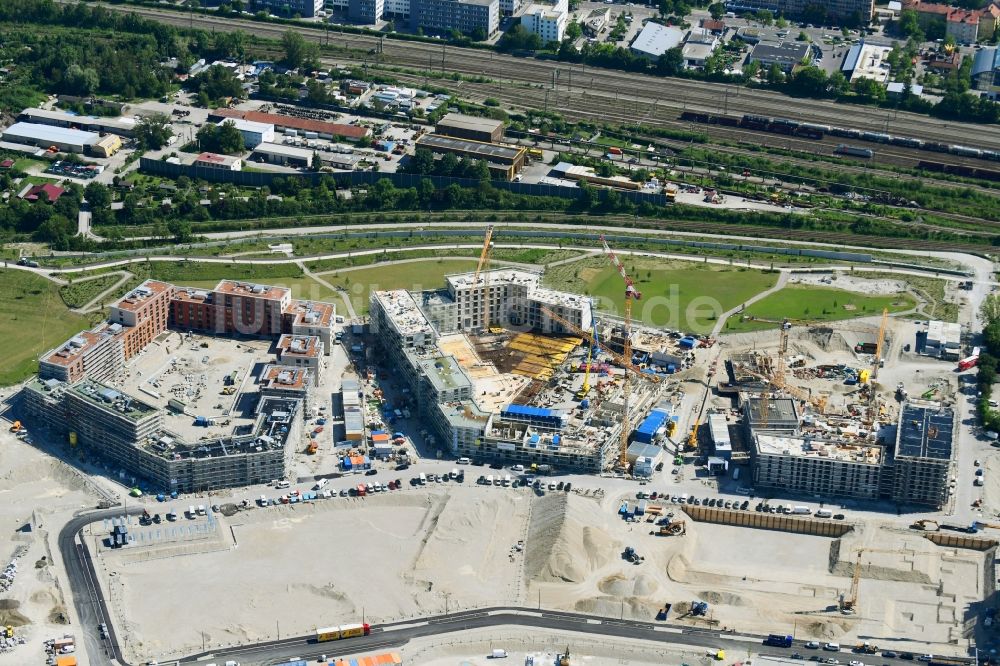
[910,519,939,531]
[653,520,686,536]
[8,420,21,433]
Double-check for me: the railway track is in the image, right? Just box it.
[82,2,1000,151]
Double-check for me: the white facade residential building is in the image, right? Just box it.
[521,0,568,43]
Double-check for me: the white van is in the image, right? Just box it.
[188,505,196,519]
[511,464,524,472]
[419,472,427,484]
[457,457,471,465]
[815,509,833,518]
[503,474,511,486]
[487,474,494,485]
[680,493,689,503]
[791,506,811,515]
[275,480,290,489]
[313,478,329,491]
[823,643,841,651]
[197,505,206,516]
[450,468,459,479]
[258,495,267,506]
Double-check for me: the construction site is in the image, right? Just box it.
[369,229,708,474]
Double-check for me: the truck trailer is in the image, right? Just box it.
[315,622,371,642]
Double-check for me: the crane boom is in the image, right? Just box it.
[600,235,642,469]
[473,225,495,331]
[872,307,888,381]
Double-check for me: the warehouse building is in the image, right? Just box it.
[748,41,812,73]
[886,401,954,508]
[435,113,505,143]
[221,118,274,149]
[973,47,1000,95]
[842,42,892,83]
[415,134,525,180]
[629,22,686,59]
[210,109,372,142]
[18,108,137,137]
[252,143,361,170]
[2,122,97,154]
[409,0,500,37]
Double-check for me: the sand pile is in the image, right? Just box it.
[525,494,615,584]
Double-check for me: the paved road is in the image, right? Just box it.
[57,506,144,666]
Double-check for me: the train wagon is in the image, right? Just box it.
[834,144,873,158]
[316,622,371,642]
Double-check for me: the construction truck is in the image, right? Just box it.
[691,601,709,616]
[307,442,319,455]
[855,643,878,654]
[8,420,21,433]
[4,625,12,638]
[654,521,686,536]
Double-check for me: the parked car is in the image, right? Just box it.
[365,469,378,476]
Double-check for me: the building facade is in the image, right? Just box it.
[251,0,324,17]
[409,0,500,37]
[725,0,873,21]
[521,0,568,43]
[349,0,385,22]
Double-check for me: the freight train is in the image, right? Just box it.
[834,144,873,158]
[679,111,1000,162]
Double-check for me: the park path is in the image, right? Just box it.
[75,271,134,314]
[298,260,358,320]
[710,270,790,337]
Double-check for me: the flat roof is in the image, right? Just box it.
[288,299,335,328]
[437,112,504,134]
[447,268,540,290]
[745,396,798,425]
[260,364,309,391]
[630,22,685,57]
[212,108,369,139]
[69,379,159,422]
[417,354,473,393]
[897,402,954,461]
[372,289,435,338]
[112,280,172,312]
[219,118,273,133]
[750,41,811,64]
[756,433,883,464]
[3,122,98,146]
[214,280,289,301]
[40,325,119,368]
[277,334,321,358]
[19,108,137,131]
[416,133,523,161]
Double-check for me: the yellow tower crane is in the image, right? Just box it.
[600,235,642,469]
[473,225,495,332]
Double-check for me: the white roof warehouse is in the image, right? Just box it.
[2,122,98,154]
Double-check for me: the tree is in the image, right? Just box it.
[655,46,685,76]
[63,64,99,96]
[187,65,243,102]
[982,294,1000,325]
[84,182,111,209]
[281,29,318,69]
[135,113,174,150]
[755,9,773,25]
[852,77,886,103]
[767,63,785,83]
[828,70,849,94]
[498,24,543,52]
[565,20,583,41]
[788,65,829,96]
[742,59,760,80]
[311,151,323,172]
[708,2,725,19]
[196,121,245,154]
[775,16,788,29]
[898,9,922,39]
[406,148,435,175]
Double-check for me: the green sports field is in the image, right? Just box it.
[725,285,916,332]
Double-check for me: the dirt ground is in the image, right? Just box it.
[94,482,983,663]
[95,487,532,662]
[0,425,103,665]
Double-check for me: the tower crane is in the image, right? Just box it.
[600,235,642,469]
[473,225,495,332]
[537,306,659,384]
[577,300,599,400]
[840,547,934,614]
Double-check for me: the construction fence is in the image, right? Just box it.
[681,506,855,537]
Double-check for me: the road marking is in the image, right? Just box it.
[721,634,763,642]
[654,627,683,633]
[384,621,428,631]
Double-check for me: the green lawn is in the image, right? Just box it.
[725,285,916,333]
[543,259,779,334]
[320,258,484,315]
[0,270,93,386]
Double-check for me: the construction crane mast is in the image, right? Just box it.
[872,308,889,382]
[538,306,659,383]
[600,235,642,469]
[578,300,599,399]
[473,225,495,332]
